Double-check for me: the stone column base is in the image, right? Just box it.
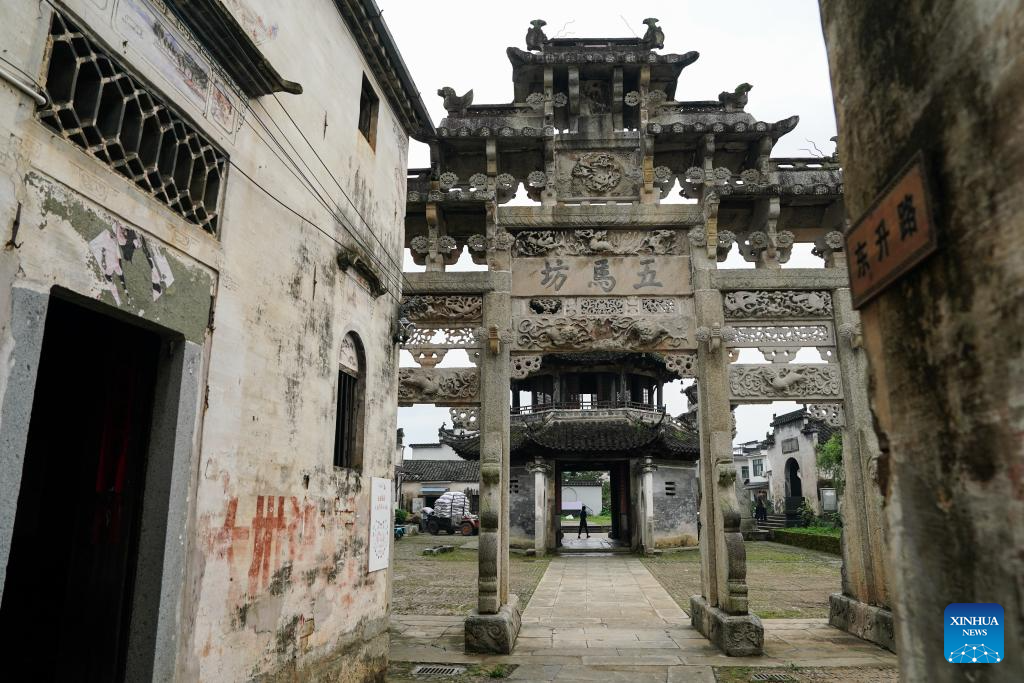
[690,595,764,656]
[465,595,522,654]
[828,592,895,652]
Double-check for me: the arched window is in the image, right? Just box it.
[334,333,366,469]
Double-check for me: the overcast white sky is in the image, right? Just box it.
[380,1,837,448]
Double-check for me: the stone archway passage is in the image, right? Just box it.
[785,457,803,499]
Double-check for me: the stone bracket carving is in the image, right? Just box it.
[510,355,543,379]
[696,324,736,352]
[398,368,480,406]
[449,406,479,430]
[475,325,513,355]
[723,290,833,319]
[729,364,843,402]
[663,353,697,378]
[526,460,552,476]
[839,322,863,349]
[758,347,800,364]
[806,403,845,428]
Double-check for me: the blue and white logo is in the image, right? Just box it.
[944,603,1004,664]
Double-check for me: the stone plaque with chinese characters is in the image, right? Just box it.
[512,255,691,297]
[845,154,937,308]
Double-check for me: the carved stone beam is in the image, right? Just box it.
[696,324,737,353]
[728,364,843,403]
[568,66,580,132]
[612,66,624,131]
[758,347,799,364]
[398,368,481,406]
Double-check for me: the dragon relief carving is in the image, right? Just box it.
[571,152,622,193]
[515,316,689,351]
[398,368,480,404]
[723,290,833,319]
[729,365,842,400]
[402,295,483,322]
[512,229,679,257]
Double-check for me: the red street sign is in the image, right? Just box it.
[845,153,937,308]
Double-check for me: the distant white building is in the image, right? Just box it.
[406,442,462,460]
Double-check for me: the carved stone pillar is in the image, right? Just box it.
[689,261,764,656]
[640,457,657,554]
[526,459,551,556]
[828,286,894,651]
[465,208,520,654]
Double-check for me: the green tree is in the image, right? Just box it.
[816,433,844,493]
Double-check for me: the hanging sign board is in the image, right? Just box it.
[367,477,392,573]
[845,153,937,308]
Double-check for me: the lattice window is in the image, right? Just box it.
[509,479,520,494]
[37,11,227,235]
[664,481,676,496]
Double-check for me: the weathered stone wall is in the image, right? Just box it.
[652,464,698,548]
[0,0,412,680]
[819,1,1024,679]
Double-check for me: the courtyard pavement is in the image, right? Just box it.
[388,555,897,681]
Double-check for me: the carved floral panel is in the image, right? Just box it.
[728,324,834,347]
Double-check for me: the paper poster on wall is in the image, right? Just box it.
[368,477,392,573]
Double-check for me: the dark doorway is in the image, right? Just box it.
[785,457,803,498]
[0,296,161,681]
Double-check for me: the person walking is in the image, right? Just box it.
[755,492,767,524]
[577,504,590,538]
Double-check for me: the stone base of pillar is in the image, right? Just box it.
[689,595,764,656]
[465,595,522,654]
[828,592,895,652]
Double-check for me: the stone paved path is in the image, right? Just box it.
[388,555,897,682]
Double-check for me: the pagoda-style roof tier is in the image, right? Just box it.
[506,46,699,102]
[513,352,682,383]
[440,407,699,463]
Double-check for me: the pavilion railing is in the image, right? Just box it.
[511,400,666,415]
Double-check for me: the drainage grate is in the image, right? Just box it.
[750,674,796,682]
[411,664,466,677]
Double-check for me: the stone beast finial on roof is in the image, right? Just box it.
[642,18,664,50]
[719,83,753,112]
[526,19,548,51]
[437,87,474,116]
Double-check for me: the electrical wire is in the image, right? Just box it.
[191,2,413,297]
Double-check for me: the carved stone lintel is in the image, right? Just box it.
[510,355,543,379]
[723,290,833,319]
[398,368,480,405]
[512,229,681,257]
[408,348,448,367]
[403,296,484,323]
[730,324,833,347]
[517,315,690,351]
[728,365,842,401]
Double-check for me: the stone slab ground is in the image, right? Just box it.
[388,554,895,681]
